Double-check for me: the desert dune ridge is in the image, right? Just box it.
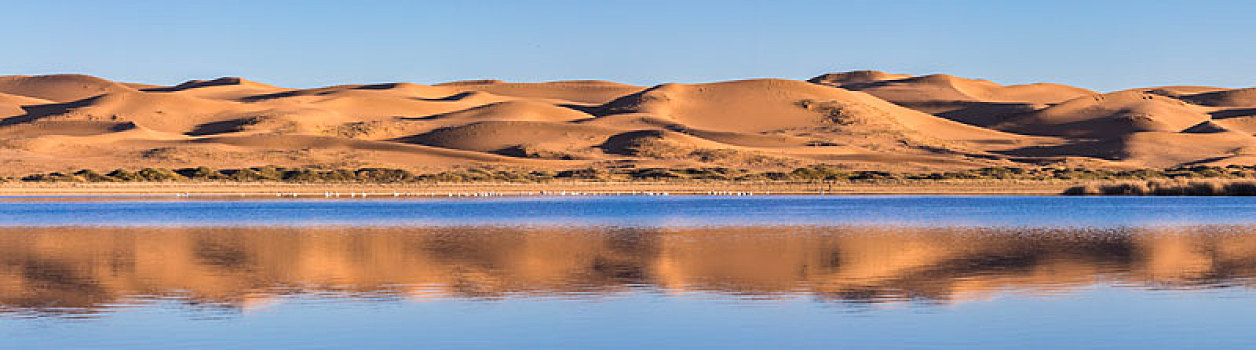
[3,71,1256,176]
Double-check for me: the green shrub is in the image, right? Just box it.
[253,166,286,181]
[73,169,117,182]
[106,169,140,181]
[137,168,184,181]
[21,172,82,182]
[556,168,606,179]
[175,166,225,180]
[629,168,682,179]
[355,168,414,182]
[221,168,265,181]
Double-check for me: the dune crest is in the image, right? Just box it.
[0,74,136,102]
[811,71,1095,127]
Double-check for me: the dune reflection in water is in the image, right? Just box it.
[3,225,1256,318]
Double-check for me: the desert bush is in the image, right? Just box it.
[136,168,184,181]
[761,172,791,181]
[556,168,607,180]
[21,172,82,182]
[73,169,117,182]
[789,166,849,181]
[16,164,1256,185]
[674,167,735,180]
[1108,182,1150,195]
[220,168,266,181]
[105,169,140,181]
[281,169,324,182]
[629,168,682,179]
[175,166,225,180]
[355,168,414,182]
[849,171,897,181]
[1061,183,1100,195]
[252,166,286,181]
[1226,182,1256,195]
[1064,180,1256,196]
[527,170,556,181]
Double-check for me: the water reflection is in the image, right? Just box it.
[4,225,1256,317]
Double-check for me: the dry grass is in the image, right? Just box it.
[1063,180,1256,196]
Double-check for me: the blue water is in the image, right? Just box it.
[3,195,1256,226]
[4,196,1256,349]
[9,289,1256,350]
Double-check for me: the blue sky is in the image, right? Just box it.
[1,0,1251,91]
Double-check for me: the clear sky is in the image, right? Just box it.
[1,0,1251,91]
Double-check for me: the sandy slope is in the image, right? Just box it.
[0,92,51,119]
[0,71,1254,176]
[997,90,1212,138]
[810,71,1095,127]
[0,74,136,102]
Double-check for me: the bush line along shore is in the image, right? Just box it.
[1063,180,1256,196]
[5,165,1256,196]
[12,165,1256,184]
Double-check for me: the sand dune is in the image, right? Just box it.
[417,100,594,123]
[397,121,619,159]
[997,90,1211,138]
[808,70,914,85]
[437,80,644,105]
[0,93,51,118]
[0,92,51,106]
[1116,131,1256,167]
[0,74,136,102]
[1137,86,1231,97]
[10,90,259,133]
[145,77,288,100]
[598,79,1020,141]
[1181,88,1256,107]
[1,71,1254,175]
[810,71,1094,127]
[1209,114,1256,135]
[813,71,1093,105]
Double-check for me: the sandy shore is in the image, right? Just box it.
[0,180,1079,197]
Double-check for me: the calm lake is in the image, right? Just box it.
[3,196,1256,349]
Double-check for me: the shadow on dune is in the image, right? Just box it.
[142,77,246,92]
[184,118,257,136]
[1211,108,1256,119]
[0,97,102,127]
[995,139,1125,160]
[237,90,307,102]
[929,101,1043,127]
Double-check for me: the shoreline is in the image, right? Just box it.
[0,180,1078,197]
